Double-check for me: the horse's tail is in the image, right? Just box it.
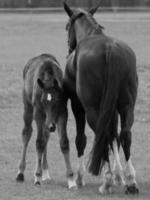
[88,43,119,175]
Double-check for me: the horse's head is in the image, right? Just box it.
[37,65,63,132]
[64,1,101,54]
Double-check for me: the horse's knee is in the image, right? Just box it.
[60,138,69,153]
[75,134,87,157]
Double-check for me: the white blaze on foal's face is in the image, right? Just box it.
[47,93,52,101]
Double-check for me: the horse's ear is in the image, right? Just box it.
[37,78,45,89]
[89,2,101,15]
[63,1,73,17]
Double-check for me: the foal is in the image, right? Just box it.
[16,54,69,185]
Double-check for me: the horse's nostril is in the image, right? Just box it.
[48,123,56,132]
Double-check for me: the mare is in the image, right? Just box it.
[16,54,70,185]
[63,2,139,194]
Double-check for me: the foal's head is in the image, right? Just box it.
[64,1,102,54]
[37,63,63,132]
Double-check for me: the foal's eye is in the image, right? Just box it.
[47,93,52,101]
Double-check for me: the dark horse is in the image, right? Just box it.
[16,54,72,185]
[63,2,139,194]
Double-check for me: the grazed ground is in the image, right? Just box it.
[0,12,150,200]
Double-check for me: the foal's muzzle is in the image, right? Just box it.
[48,123,56,132]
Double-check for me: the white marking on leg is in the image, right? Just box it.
[99,163,113,194]
[63,152,77,189]
[42,169,51,181]
[68,176,77,189]
[113,140,125,186]
[125,158,136,185]
[34,158,42,185]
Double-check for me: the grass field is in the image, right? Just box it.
[0,12,150,200]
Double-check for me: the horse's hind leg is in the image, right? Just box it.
[112,140,125,186]
[99,161,113,194]
[99,112,120,194]
[112,112,125,186]
[71,98,86,187]
[16,100,33,182]
[119,107,139,194]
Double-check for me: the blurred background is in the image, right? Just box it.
[0,0,150,8]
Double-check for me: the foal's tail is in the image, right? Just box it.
[88,43,119,175]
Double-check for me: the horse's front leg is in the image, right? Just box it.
[42,132,51,183]
[57,107,77,189]
[34,109,46,186]
[16,99,33,182]
[71,98,86,187]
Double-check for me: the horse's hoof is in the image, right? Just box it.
[113,174,125,186]
[99,185,113,195]
[16,173,24,182]
[34,181,41,186]
[42,178,51,184]
[76,173,85,187]
[125,184,139,195]
[68,177,77,189]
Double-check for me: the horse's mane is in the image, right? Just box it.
[85,12,104,33]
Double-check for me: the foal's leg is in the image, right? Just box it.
[34,109,47,186]
[57,107,76,189]
[120,107,139,194]
[16,100,33,182]
[42,132,51,182]
[71,98,86,187]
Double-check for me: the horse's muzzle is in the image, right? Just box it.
[48,123,56,132]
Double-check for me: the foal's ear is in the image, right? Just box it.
[37,78,45,89]
[63,1,73,17]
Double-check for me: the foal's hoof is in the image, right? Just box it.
[16,173,24,182]
[68,177,77,190]
[76,173,85,187]
[125,184,139,195]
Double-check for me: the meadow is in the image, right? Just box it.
[0,12,150,199]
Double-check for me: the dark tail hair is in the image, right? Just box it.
[88,43,119,175]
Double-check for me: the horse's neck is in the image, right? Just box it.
[75,18,103,43]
